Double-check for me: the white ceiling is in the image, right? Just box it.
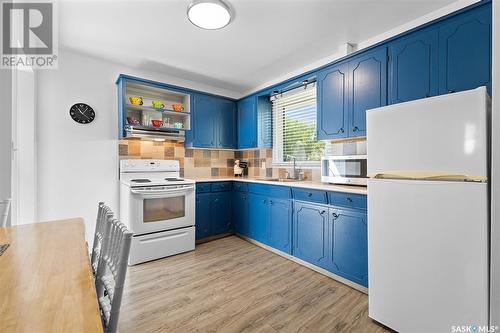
[60,0,460,97]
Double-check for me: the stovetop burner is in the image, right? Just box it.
[131,179,151,183]
[165,178,184,182]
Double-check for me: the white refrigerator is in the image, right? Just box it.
[367,87,491,333]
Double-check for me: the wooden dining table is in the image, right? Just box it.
[0,218,103,332]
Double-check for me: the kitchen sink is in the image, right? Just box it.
[256,178,304,183]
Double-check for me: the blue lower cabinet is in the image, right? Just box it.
[328,207,368,287]
[268,199,292,254]
[211,192,232,235]
[292,201,329,270]
[248,194,269,244]
[195,193,211,239]
[233,191,249,236]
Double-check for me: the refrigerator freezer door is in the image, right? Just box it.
[367,87,489,179]
[368,179,489,333]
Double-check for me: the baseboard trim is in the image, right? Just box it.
[196,232,233,244]
[236,234,368,294]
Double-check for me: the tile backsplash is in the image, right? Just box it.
[118,138,366,181]
[118,140,235,178]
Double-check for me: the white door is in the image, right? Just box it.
[368,178,489,333]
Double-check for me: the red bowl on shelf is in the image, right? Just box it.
[151,119,163,127]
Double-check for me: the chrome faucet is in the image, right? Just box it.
[285,154,301,180]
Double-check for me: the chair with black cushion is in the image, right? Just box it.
[95,216,132,333]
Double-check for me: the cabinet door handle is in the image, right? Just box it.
[347,197,353,203]
[214,198,219,202]
[353,126,358,132]
[320,210,326,215]
[270,200,273,204]
[332,212,339,219]
[337,128,344,134]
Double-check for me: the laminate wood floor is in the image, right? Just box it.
[118,236,391,333]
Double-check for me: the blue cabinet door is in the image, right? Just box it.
[257,95,273,148]
[268,198,292,254]
[192,94,217,148]
[248,194,269,244]
[348,47,387,137]
[211,192,232,235]
[233,191,249,236]
[328,208,368,287]
[195,193,211,240]
[438,4,491,95]
[293,201,329,270]
[218,99,237,149]
[237,96,257,149]
[317,63,348,140]
[390,28,438,104]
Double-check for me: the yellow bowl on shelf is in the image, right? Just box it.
[129,96,143,105]
[172,103,184,112]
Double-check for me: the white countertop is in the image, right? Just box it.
[190,176,367,195]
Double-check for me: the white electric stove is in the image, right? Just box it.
[120,159,195,265]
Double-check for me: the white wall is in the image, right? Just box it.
[490,0,499,327]
[0,69,12,225]
[36,49,234,242]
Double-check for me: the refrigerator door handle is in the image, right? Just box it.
[367,171,487,182]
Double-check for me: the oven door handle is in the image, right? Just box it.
[130,185,194,195]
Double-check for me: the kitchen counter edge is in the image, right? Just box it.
[190,177,367,195]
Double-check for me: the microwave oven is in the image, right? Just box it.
[321,155,367,186]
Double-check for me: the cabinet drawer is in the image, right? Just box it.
[328,192,367,210]
[196,183,211,193]
[292,188,328,204]
[248,183,291,199]
[233,182,248,192]
[211,182,232,192]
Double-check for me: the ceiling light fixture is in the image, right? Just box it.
[187,0,232,30]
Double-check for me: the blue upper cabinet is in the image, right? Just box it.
[348,47,387,137]
[237,96,257,149]
[191,94,217,147]
[257,95,273,148]
[218,98,237,149]
[237,94,272,149]
[328,208,368,287]
[316,46,387,140]
[438,4,491,95]
[389,28,439,104]
[187,93,237,149]
[317,62,348,140]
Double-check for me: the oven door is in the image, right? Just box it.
[129,185,195,235]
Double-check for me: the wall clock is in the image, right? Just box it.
[69,103,95,124]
